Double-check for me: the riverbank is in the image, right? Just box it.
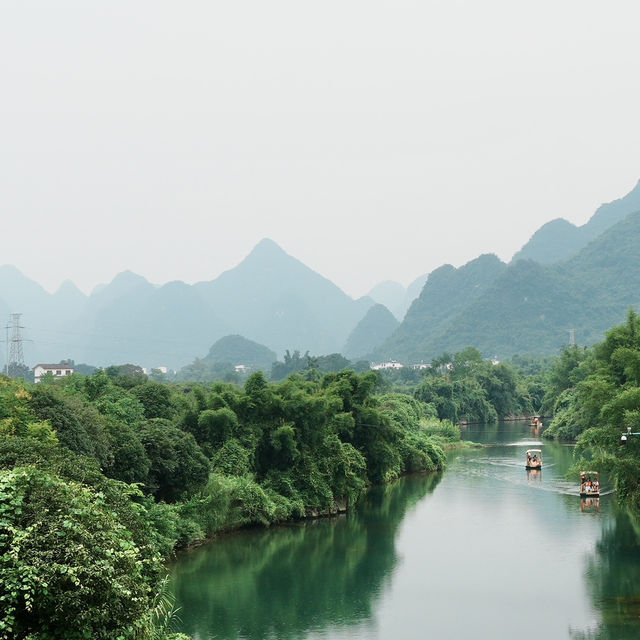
[170,422,640,640]
[0,370,471,638]
[171,432,478,557]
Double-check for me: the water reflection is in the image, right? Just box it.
[572,510,640,640]
[581,498,600,514]
[170,473,441,639]
[526,468,542,485]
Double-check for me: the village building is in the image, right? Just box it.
[34,363,74,383]
[370,360,404,370]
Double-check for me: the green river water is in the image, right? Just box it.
[170,422,640,639]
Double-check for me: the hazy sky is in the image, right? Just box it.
[2,1,640,298]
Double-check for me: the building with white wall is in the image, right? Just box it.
[34,363,74,383]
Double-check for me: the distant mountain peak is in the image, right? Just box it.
[89,270,152,307]
[255,237,282,250]
[54,279,86,299]
[110,269,149,285]
[0,264,24,277]
[343,303,400,359]
[512,177,640,265]
[0,265,36,286]
[244,238,289,262]
[0,264,48,298]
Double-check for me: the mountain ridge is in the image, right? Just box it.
[512,179,640,264]
[378,209,640,361]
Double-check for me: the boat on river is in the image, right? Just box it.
[525,449,542,469]
[580,471,600,497]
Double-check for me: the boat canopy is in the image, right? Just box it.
[527,449,542,454]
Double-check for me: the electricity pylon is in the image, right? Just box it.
[4,314,26,377]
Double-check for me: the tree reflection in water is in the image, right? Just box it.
[572,510,640,640]
[170,473,441,639]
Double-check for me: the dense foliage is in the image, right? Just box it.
[543,310,640,507]
[0,367,451,638]
[409,348,540,423]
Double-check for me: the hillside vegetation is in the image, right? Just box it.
[512,178,640,264]
[376,211,640,361]
[343,304,399,359]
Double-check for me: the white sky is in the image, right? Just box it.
[2,1,640,297]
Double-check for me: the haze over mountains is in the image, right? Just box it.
[373,180,640,361]
[511,178,640,264]
[0,240,374,369]
[2,179,640,371]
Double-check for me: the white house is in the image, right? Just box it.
[34,363,74,383]
[234,364,251,374]
[142,366,169,375]
[370,360,404,370]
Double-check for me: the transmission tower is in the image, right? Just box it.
[6,314,26,377]
[2,319,7,375]
[569,328,576,346]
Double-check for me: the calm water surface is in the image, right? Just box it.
[170,422,640,639]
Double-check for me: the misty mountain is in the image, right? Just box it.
[374,254,507,361]
[0,266,89,365]
[367,281,406,319]
[203,335,277,370]
[74,279,230,370]
[512,179,640,264]
[367,273,430,320]
[406,273,428,303]
[378,210,640,361]
[0,296,9,337]
[5,175,640,373]
[88,270,153,310]
[342,304,399,360]
[0,265,51,313]
[194,238,374,357]
[1,239,374,370]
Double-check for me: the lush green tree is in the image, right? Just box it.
[543,310,640,507]
[195,408,240,453]
[102,418,151,484]
[27,385,112,467]
[94,385,147,428]
[105,363,148,389]
[139,420,210,502]
[211,438,253,477]
[132,382,175,420]
[270,350,310,380]
[541,345,591,415]
[0,466,160,640]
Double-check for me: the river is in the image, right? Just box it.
[169,421,640,639]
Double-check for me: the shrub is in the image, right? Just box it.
[0,467,160,640]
